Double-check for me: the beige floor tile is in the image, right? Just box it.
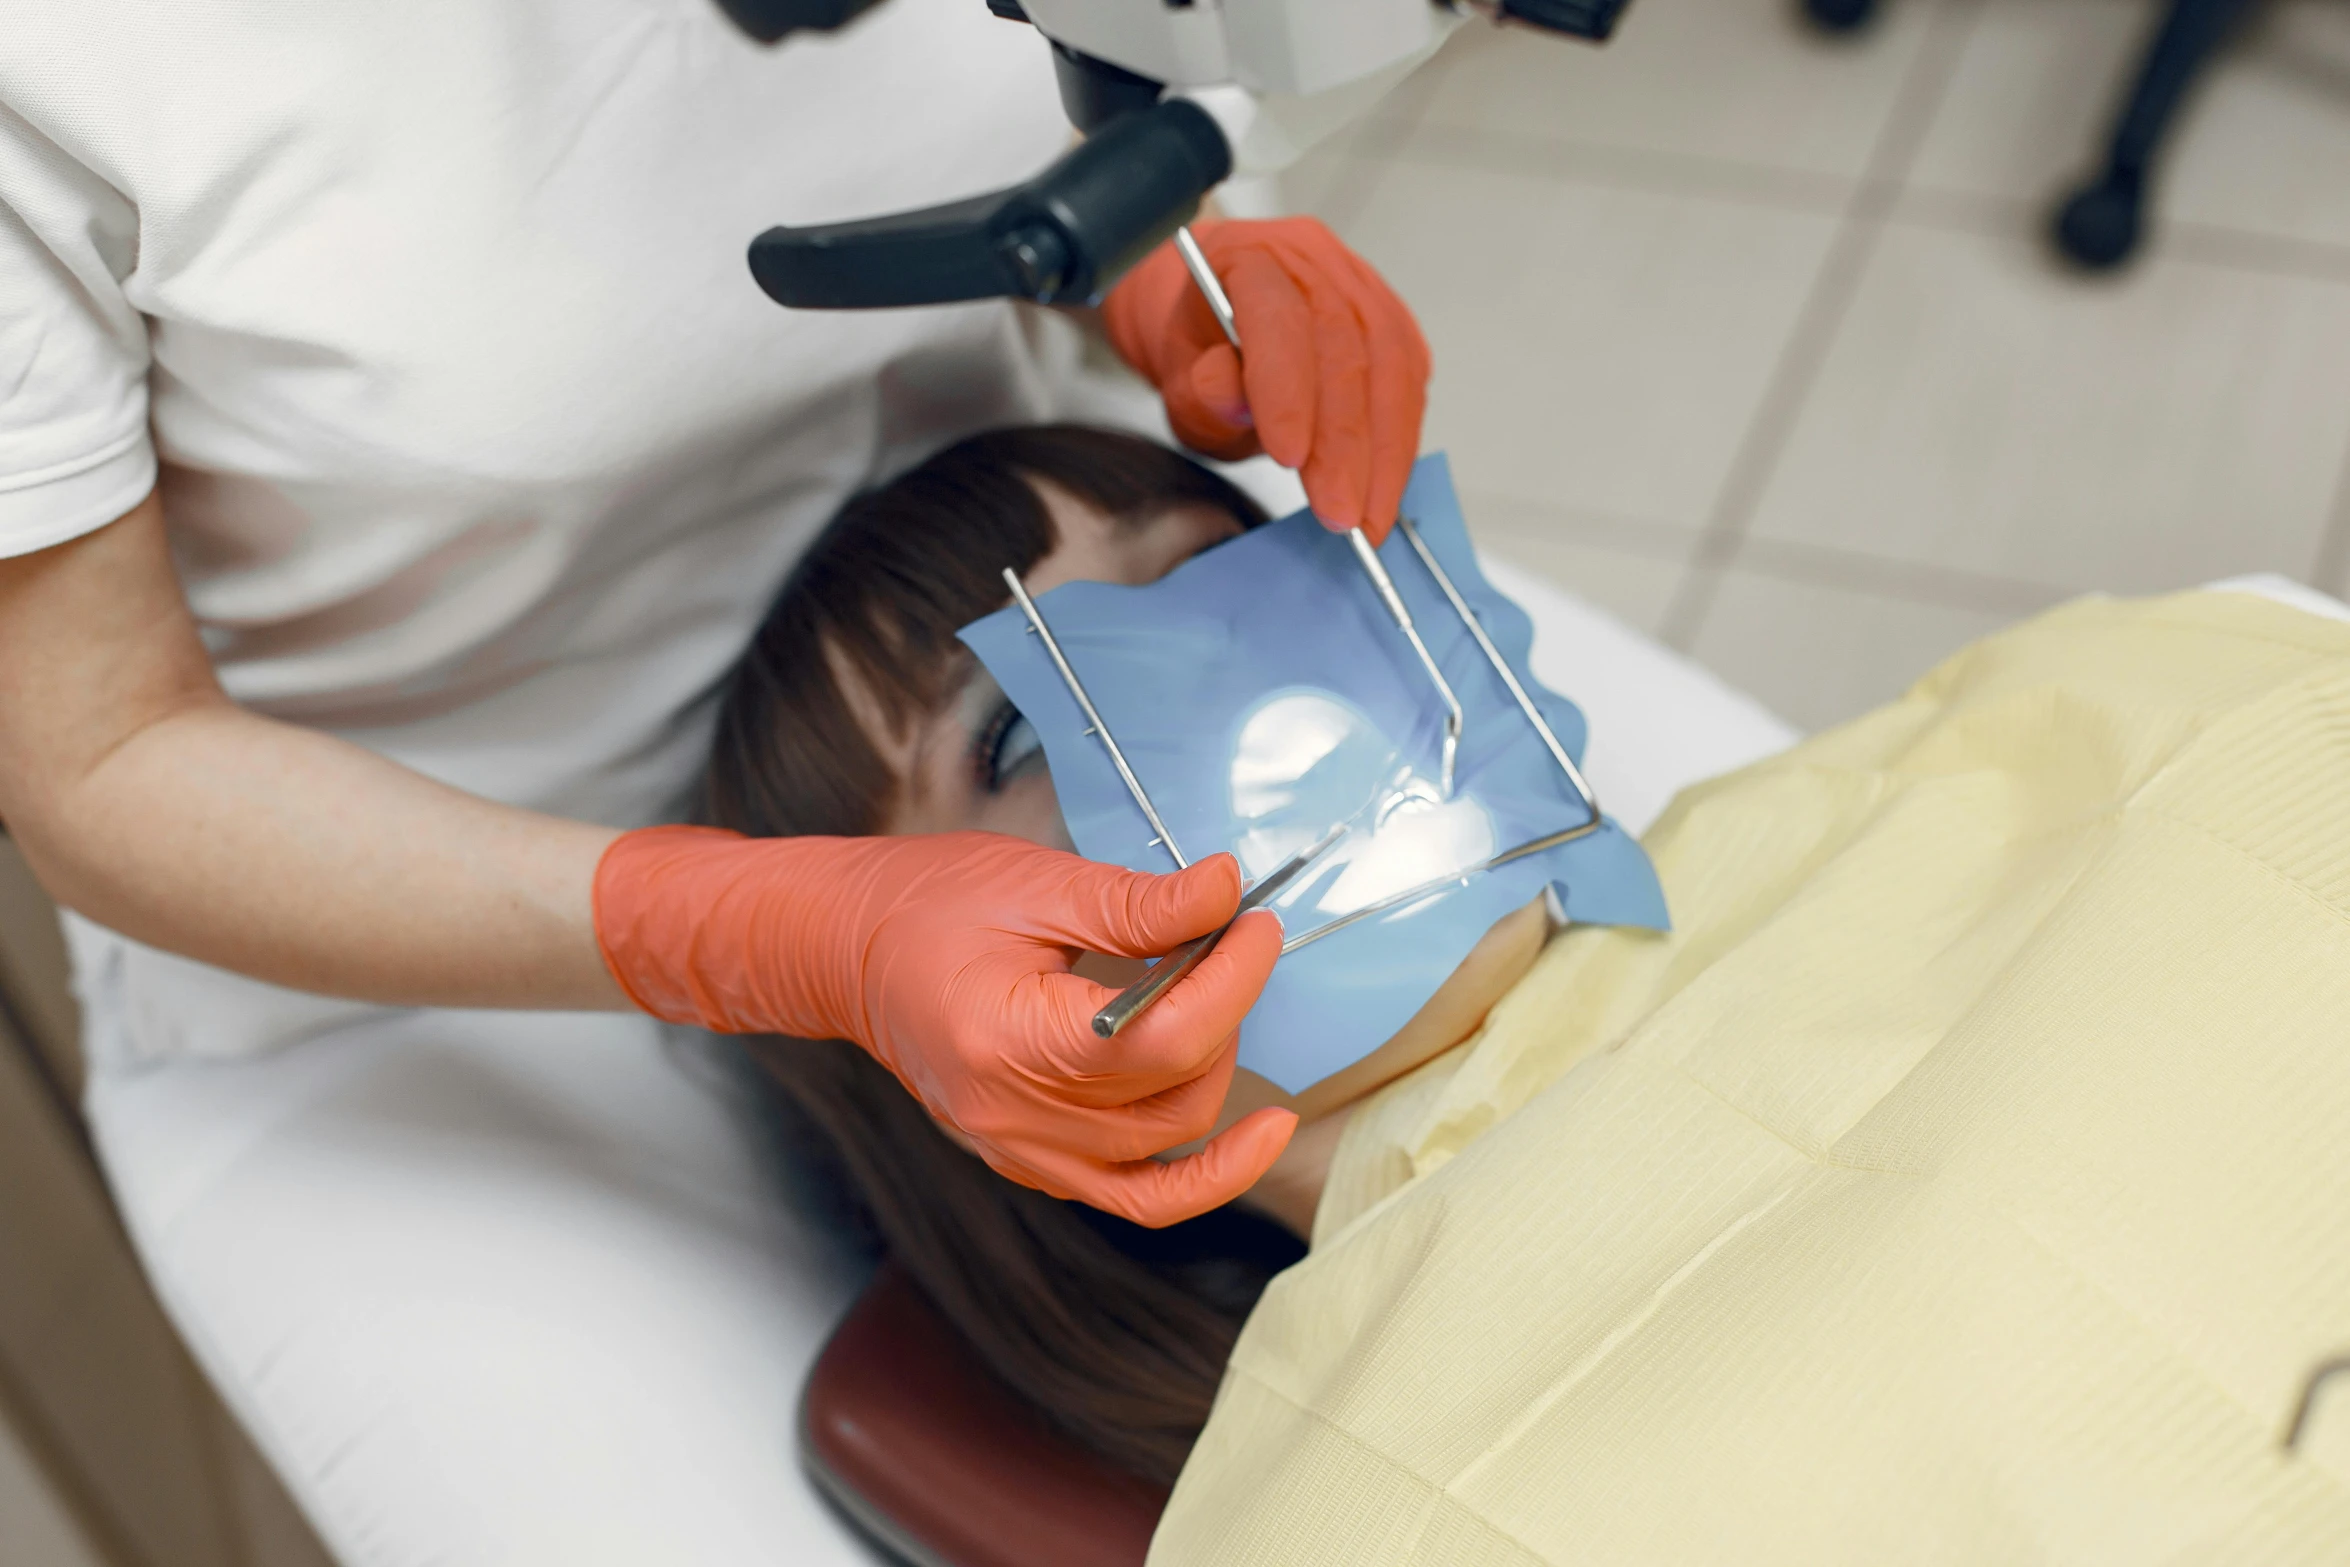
[1746,222,2350,593]
[1419,0,1944,184]
[1903,0,2152,210]
[1465,489,1694,635]
[1687,566,2017,731]
[1907,0,2350,252]
[1338,160,1840,536]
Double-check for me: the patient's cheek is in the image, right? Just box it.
[971,769,1076,852]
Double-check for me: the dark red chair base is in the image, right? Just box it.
[800,1262,1169,1567]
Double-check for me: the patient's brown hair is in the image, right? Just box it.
[707,425,1296,1485]
[710,425,1267,840]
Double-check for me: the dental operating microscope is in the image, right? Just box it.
[712,0,1628,311]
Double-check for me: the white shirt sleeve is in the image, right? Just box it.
[0,106,155,557]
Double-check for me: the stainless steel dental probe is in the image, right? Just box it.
[1170,226,1465,797]
[1004,566,1188,869]
[1091,822,1347,1039]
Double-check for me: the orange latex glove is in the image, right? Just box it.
[1102,216,1431,543]
[592,826,1293,1227]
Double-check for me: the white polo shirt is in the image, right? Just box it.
[0,0,1107,1060]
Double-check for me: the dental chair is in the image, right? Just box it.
[2,560,1799,1567]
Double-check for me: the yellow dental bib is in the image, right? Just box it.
[1156,591,2350,1566]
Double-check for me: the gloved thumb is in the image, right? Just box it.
[1109,909,1281,1083]
[1049,852,1245,958]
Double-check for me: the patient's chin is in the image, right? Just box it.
[1079,893,1556,1182]
[1288,893,1557,1119]
[1158,891,1561,1158]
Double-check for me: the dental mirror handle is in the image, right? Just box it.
[1091,824,1345,1039]
[1092,926,1224,1039]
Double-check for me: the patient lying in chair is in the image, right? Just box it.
[707,425,2350,1560]
[702,425,1546,1486]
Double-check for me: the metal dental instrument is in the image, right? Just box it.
[1009,536,1612,960]
[1275,525,1611,957]
[1278,811,1602,954]
[1349,529,1464,799]
[1395,517,1600,826]
[1091,822,1348,1039]
[1171,226,1224,329]
[1005,566,1187,870]
[1172,227,1465,796]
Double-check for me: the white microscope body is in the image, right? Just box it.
[1018,0,1462,174]
[719,0,1625,308]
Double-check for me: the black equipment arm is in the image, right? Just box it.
[746,98,1231,309]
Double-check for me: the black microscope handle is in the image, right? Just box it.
[711,0,884,42]
[1498,0,1633,40]
[747,98,1232,310]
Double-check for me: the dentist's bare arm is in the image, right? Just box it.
[4,491,1291,1220]
[0,490,629,1010]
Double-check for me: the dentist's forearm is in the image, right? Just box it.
[0,490,628,1011]
[26,701,628,1010]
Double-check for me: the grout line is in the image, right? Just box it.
[2161,222,2350,288]
[1468,486,2066,612]
[1884,184,2039,237]
[1658,0,1989,652]
[1461,493,1698,559]
[1338,114,2350,294]
[1890,185,2350,288]
[1389,122,1858,217]
[1735,535,2067,614]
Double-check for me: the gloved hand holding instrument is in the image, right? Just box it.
[594,827,1293,1227]
[1103,216,1432,542]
